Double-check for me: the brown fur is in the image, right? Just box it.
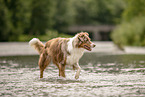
[29,32,95,79]
[38,38,69,78]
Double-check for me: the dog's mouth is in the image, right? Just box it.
[84,45,91,51]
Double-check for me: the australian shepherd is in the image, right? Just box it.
[29,32,95,79]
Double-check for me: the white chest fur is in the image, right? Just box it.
[66,48,84,65]
[66,37,84,65]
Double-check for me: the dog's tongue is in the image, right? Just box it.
[84,45,91,51]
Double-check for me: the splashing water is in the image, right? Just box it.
[0,54,145,96]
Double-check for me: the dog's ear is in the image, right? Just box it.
[84,32,89,36]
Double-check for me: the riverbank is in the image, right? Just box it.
[0,42,145,56]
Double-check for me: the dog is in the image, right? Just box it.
[29,32,95,79]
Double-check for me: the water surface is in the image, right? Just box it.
[0,53,145,96]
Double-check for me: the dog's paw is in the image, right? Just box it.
[75,75,79,79]
[58,76,66,80]
[60,61,64,65]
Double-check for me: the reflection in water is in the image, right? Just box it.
[0,54,145,96]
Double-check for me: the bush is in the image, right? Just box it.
[19,30,72,42]
[111,16,145,46]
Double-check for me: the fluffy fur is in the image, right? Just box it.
[29,32,95,79]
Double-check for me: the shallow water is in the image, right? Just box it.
[0,53,145,97]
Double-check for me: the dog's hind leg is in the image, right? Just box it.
[55,63,66,78]
[59,64,66,78]
[39,53,51,78]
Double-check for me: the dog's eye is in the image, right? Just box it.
[86,38,91,43]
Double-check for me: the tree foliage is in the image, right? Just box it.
[0,0,31,41]
[122,0,145,21]
[112,16,145,46]
[28,0,56,35]
[111,0,145,46]
[0,0,125,41]
[73,0,125,25]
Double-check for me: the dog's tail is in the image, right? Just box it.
[29,38,44,54]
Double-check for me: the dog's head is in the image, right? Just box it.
[77,32,96,51]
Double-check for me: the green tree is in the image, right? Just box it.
[0,0,126,41]
[122,0,145,21]
[111,0,145,46]
[73,0,125,25]
[52,0,76,32]
[0,0,31,41]
[28,0,56,35]
[0,0,11,41]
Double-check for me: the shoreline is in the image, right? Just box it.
[0,42,145,56]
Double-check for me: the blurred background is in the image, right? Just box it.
[1,1,145,96]
[0,0,145,47]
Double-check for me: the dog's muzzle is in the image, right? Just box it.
[91,43,96,48]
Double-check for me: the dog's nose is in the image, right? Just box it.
[91,43,96,48]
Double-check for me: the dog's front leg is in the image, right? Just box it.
[73,63,81,79]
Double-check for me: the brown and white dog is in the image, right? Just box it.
[29,32,95,79]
